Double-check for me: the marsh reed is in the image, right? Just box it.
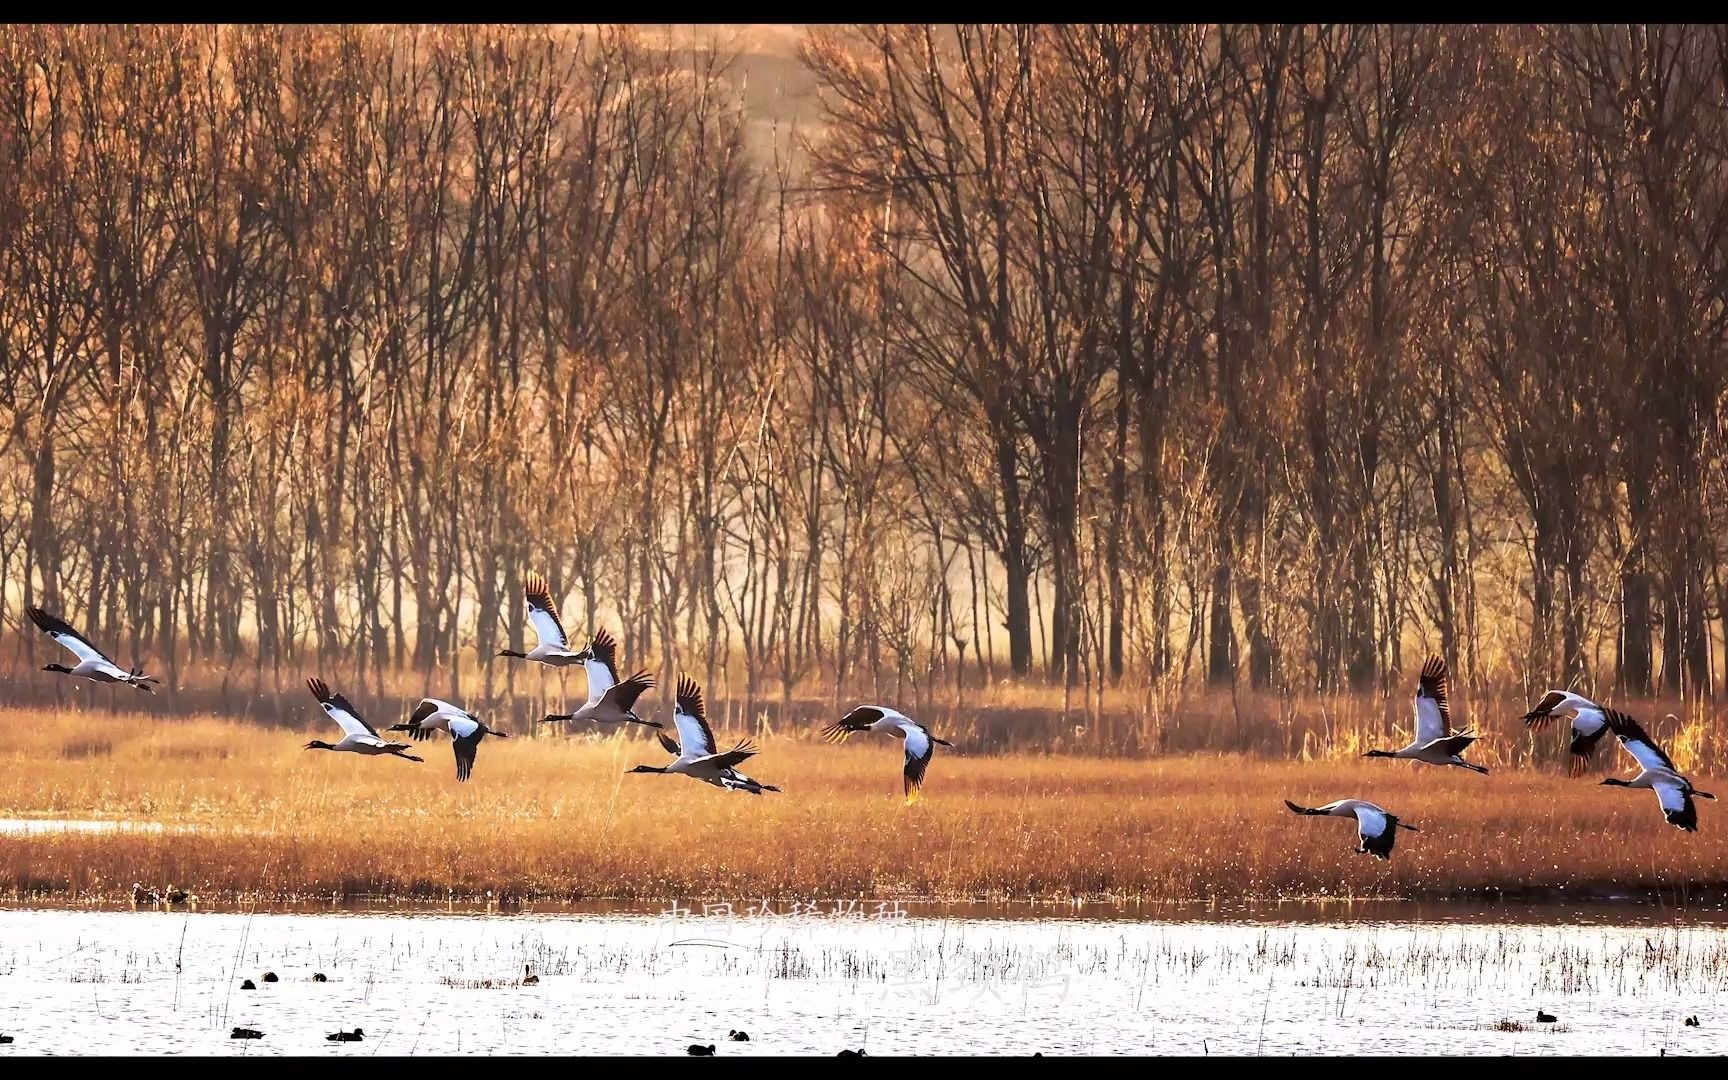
[3,704,1726,906]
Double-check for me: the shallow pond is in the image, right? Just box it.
[0,907,1722,1054]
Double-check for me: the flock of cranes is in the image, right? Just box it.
[22,571,953,802]
[1288,656,1716,859]
[22,591,1717,849]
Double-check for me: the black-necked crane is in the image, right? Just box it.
[1284,799,1418,859]
[27,606,159,692]
[496,572,582,667]
[1363,657,1488,774]
[1522,690,1611,776]
[543,626,661,728]
[627,676,767,789]
[389,698,477,742]
[572,627,621,704]
[444,715,508,782]
[651,700,780,795]
[540,668,660,730]
[1599,709,1716,831]
[302,678,423,763]
[821,705,953,804]
[131,882,160,906]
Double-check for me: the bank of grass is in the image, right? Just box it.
[3,706,1727,907]
[11,649,1728,767]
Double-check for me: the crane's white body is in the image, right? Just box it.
[823,705,952,803]
[1285,798,1416,859]
[1367,658,1487,774]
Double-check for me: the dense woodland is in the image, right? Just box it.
[2,24,1727,721]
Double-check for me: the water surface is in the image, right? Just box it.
[0,908,1723,1054]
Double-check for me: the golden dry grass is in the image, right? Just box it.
[16,644,1728,770]
[3,706,1727,907]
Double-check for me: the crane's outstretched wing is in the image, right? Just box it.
[523,573,568,650]
[306,677,379,738]
[1604,709,1678,773]
[1413,656,1451,743]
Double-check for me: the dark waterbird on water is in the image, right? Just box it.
[327,1028,365,1042]
[240,979,256,990]
[1,1034,13,1044]
[312,973,328,982]
[520,964,539,986]
[1686,1015,1701,1027]
[687,1044,716,1056]
[230,1027,264,1040]
[1536,1011,1557,1023]
[728,1030,749,1042]
[837,1048,866,1057]
[261,972,278,983]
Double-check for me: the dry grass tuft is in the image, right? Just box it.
[2,706,1726,906]
[58,736,112,761]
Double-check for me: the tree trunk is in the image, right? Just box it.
[995,428,1033,676]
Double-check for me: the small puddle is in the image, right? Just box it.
[0,818,171,835]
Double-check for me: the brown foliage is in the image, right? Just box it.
[2,25,1727,735]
